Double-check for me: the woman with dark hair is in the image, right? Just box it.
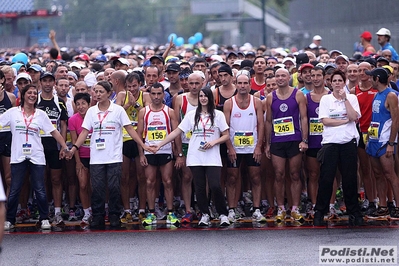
[67,81,152,229]
[313,70,363,226]
[153,87,231,227]
[0,84,68,231]
[69,93,92,225]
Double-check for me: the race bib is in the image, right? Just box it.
[66,132,72,143]
[234,132,254,147]
[148,126,166,141]
[309,118,323,136]
[95,138,105,150]
[273,116,294,136]
[368,122,380,140]
[40,119,57,136]
[0,125,10,132]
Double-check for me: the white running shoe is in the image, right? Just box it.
[41,219,51,230]
[198,213,210,226]
[219,214,230,226]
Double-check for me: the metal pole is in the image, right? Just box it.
[262,0,266,46]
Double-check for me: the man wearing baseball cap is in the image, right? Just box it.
[298,63,314,95]
[165,63,183,97]
[376,28,398,61]
[360,31,376,56]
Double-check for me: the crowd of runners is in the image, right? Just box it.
[1,27,399,231]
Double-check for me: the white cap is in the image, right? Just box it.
[233,60,243,66]
[210,54,224,62]
[313,35,322,41]
[16,72,32,82]
[376,28,391,36]
[84,72,97,87]
[282,57,296,65]
[335,54,349,63]
[114,58,130,66]
[70,62,84,69]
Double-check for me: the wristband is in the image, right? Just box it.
[72,144,79,150]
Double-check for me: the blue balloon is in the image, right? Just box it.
[168,33,177,43]
[194,32,203,42]
[188,36,196,45]
[175,37,184,46]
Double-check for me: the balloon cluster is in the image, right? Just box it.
[168,32,203,46]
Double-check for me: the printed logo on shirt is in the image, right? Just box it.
[233,112,241,118]
[372,100,381,114]
[279,103,288,112]
[315,107,319,115]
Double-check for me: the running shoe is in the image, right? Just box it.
[366,206,389,220]
[364,203,377,216]
[155,203,165,220]
[219,214,230,227]
[41,219,51,230]
[68,209,78,221]
[166,212,180,226]
[360,199,369,211]
[275,207,286,222]
[328,205,338,220]
[198,213,210,226]
[54,212,64,226]
[120,211,133,224]
[142,213,157,226]
[81,213,92,225]
[291,209,304,222]
[181,212,194,224]
[16,209,29,223]
[305,204,315,219]
[138,211,146,222]
[235,205,245,219]
[252,209,267,223]
[4,221,14,231]
[227,209,236,223]
[390,207,399,219]
[265,206,275,219]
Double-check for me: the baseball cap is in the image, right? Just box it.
[365,67,389,83]
[28,64,42,72]
[113,57,130,66]
[335,55,349,63]
[295,53,309,65]
[40,71,55,80]
[377,56,390,65]
[150,55,164,64]
[364,57,377,67]
[329,50,343,57]
[324,63,337,71]
[226,51,238,58]
[360,31,372,41]
[16,72,32,82]
[120,50,129,56]
[166,63,181,72]
[233,60,243,67]
[179,68,192,79]
[283,57,296,65]
[95,54,107,62]
[382,65,393,74]
[376,28,391,36]
[313,35,322,41]
[68,71,78,81]
[75,53,90,62]
[70,62,84,69]
[240,59,253,69]
[299,63,314,72]
[245,51,256,57]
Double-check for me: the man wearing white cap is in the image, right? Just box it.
[376,28,398,61]
[309,35,322,49]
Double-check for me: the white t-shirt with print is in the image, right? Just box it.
[82,101,131,165]
[178,109,229,167]
[0,106,56,165]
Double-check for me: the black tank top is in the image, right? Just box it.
[0,91,12,115]
[215,87,237,111]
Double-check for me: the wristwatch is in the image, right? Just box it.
[302,139,308,144]
[178,153,183,157]
[388,141,396,147]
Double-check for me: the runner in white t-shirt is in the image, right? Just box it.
[153,87,231,227]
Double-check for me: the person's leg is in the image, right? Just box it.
[315,144,339,215]
[135,159,146,212]
[7,161,28,224]
[358,147,376,205]
[120,155,132,211]
[370,157,387,206]
[206,166,227,216]
[64,158,77,210]
[77,163,90,209]
[180,165,193,213]
[159,161,174,211]
[379,155,399,206]
[339,141,360,216]
[248,165,261,208]
[226,166,239,209]
[305,155,319,205]
[190,166,208,214]
[271,155,287,208]
[288,153,303,208]
[29,163,49,221]
[107,163,122,223]
[144,165,158,210]
[50,168,63,209]
[1,155,11,197]
[90,164,107,220]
